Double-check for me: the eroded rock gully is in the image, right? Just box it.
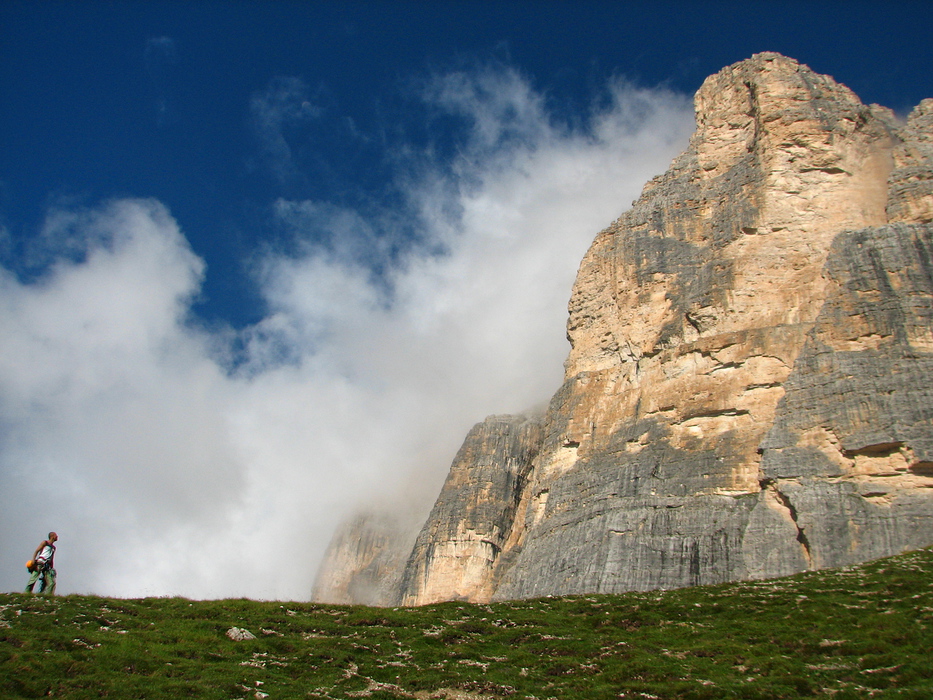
[314,53,933,605]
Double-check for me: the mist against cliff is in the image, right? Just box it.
[0,65,693,599]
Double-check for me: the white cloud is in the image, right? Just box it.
[0,200,242,595]
[0,68,694,599]
[250,76,322,182]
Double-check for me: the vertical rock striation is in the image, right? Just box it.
[397,415,543,604]
[313,54,933,605]
[493,54,933,600]
[755,222,933,571]
[312,512,418,606]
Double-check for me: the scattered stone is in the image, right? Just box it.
[226,627,256,641]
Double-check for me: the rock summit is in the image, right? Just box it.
[315,53,933,605]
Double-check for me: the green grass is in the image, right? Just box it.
[2,548,932,699]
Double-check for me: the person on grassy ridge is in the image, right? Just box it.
[25,532,58,595]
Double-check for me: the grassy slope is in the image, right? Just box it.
[1,548,932,699]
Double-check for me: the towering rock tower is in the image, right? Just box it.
[315,53,933,605]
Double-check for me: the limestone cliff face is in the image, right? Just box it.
[397,415,543,605]
[313,54,933,605]
[755,222,933,571]
[311,512,417,606]
[493,55,933,600]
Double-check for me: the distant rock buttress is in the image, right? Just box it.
[313,53,933,606]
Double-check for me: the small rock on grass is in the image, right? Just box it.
[227,627,256,641]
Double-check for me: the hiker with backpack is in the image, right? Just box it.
[25,532,58,595]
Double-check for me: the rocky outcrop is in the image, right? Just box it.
[313,54,933,605]
[397,415,543,604]
[487,53,933,601]
[888,98,933,224]
[311,512,418,606]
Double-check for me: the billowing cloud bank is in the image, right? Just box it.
[0,68,694,599]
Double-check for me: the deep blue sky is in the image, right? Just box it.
[3,1,933,328]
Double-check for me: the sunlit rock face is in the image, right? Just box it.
[314,54,933,605]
